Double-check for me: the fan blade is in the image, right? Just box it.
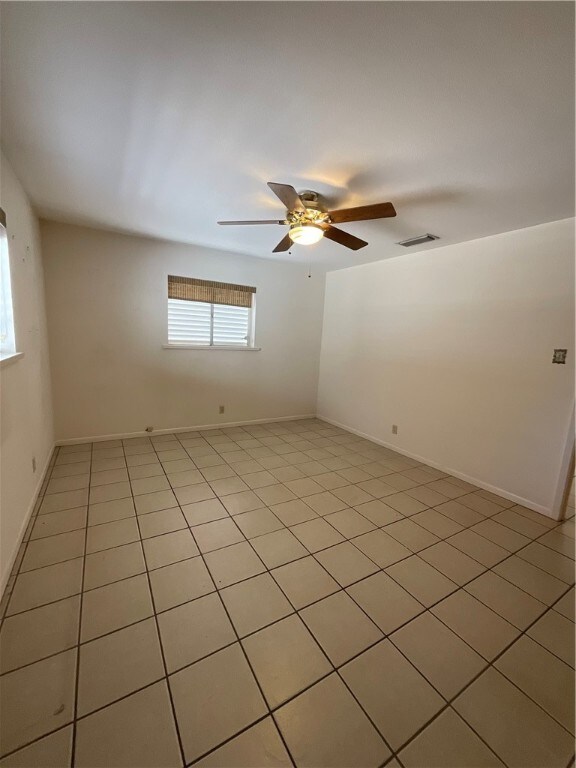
[272,233,293,253]
[329,202,396,224]
[322,225,368,251]
[218,219,284,225]
[267,182,306,212]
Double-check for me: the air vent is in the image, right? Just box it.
[396,234,440,247]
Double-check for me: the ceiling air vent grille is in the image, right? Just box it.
[396,234,440,247]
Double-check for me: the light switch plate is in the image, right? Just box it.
[552,349,567,364]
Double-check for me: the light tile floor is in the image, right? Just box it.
[0,419,574,767]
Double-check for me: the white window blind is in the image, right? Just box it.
[0,211,16,357]
[167,276,256,347]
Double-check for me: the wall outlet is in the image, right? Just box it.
[219,405,225,414]
[553,349,567,364]
[392,425,398,435]
[32,456,37,473]
[145,426,154,433]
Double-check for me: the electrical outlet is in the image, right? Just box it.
[32,456,37,473]
[392,425,398,435]
[145,426,154,433]
[219,405,225,414]
[553,349,567,364]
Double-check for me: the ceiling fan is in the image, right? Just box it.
[218,182,396,252]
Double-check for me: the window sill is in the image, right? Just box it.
[0,351,24,368]
[163,345,261,352]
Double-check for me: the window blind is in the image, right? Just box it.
[168,275,256,308]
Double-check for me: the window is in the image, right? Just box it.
[167,275,256,348]
[0,209,16,359]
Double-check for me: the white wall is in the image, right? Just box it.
[0,153,54,592]
[41,221,325,441]
[317,218,575,516]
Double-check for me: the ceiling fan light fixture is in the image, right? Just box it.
[288,223,324,245]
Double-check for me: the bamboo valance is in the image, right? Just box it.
[168,276,256,308]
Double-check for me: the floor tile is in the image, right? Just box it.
[315,541,379,587]
[137,508,187,539]
[222,490,266,515]
[405,485,450,507]
[271,556,339,609]
[170,643,267,764]
[399,707,504,767]
[495,635,574,732]
[384,493,427,516]
[78,618,164,715]
[134,489,179,515]
[51,462,90,479]
[168,468,205,487]
[432,589,519,660]
[142,529,199,570]
[353,529,412,568]
[7,559,83,615]
[0,726,72,768]
[130,475,170,496]
[0,596,80,673]
[150,556,214,612]
[250,528,308,569]
[453,667,574,768]
[356,478,397,498]
[86,517,139,554]
[332,485,374,507]
[518,541,575,583]
[234,508,284,539]
[527,609,575,667]
[243,614,331,706]
[494,555,567,604]
[89,482,132,505]
[465,571,547,629]
[447,528,508,567]
[182,497,228,526]
[83,542,145,590]
[434,500,484,527]
[128,463,164,480]
[385,518,440,552]
[301,591,383,666]
[88,497,135,526]
[386,555,457,607]
[302,491,348,516]
[314,471,351,490]
[0,650,76,756]
[471,519,530,552]
[341,640,444,751]
[290,518,345,553]
[75,681,181,768]
[554,587,575,621]
[38,488,89,515]
[419,541,485,585]
[30,507,87,540]
[220,573,293,637]
[253,484,296,507]
[275,673,390,767]
[158,591,234,671]
[20,530,85,572]
[347,571,425,634]
[192,717,292,768]
[270,499,318,526]
[81,573,153,642]
[192,517,245,553]
[204,541,265,588]
[411,509,463,537]
[209,476,249,496]
[324,508,376,537]
[173,483,215,507]
[391,611,485,698]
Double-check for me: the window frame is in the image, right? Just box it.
[164,289,260,351]
[0,213,22,366]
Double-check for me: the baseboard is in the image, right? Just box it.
[316,415,554,519]
[0,446,56,599]
[55,413,318,446]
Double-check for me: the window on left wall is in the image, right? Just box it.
[166,275,257,348]
[0,209,17,360]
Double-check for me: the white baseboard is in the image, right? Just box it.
[55,414,318,446]
[317,415,555,519]
[0,447,55,599]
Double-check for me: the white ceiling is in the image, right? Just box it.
[1,1,574,270]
